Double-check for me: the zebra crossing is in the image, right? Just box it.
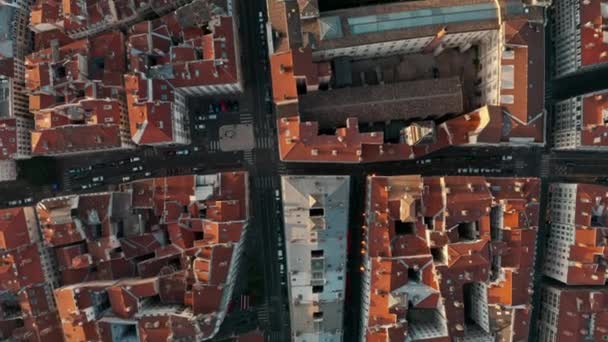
[240,113,254,124]
[255,135,274,150]
[267,331,284,342]
[256,306,269,324]
[208,140,221,152]
[254,175,274,190]
[540,154,551,177]
[243,150,254,165]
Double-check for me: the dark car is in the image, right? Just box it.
[230,100,239,112]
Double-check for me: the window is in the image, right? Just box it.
[394,220,416,235]
[309,208,324,217]
[312,285,323,293]
[311,250,324,258]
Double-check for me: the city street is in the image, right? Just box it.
[1,2,608,342]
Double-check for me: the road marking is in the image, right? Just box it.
[243,150,254,165]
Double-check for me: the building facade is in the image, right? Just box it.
[554,89,608,150]
[543,182,608,285]
[553,0,608,78]
[281,175,350,341]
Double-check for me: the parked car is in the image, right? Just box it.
[132,166,143,172]
[195,115,205,121]
[208,104,216,114]
[81,184,92,190]
[122,176,131,182]
[7,199,23,206]
[208,114,217,120]
[130,157,141,163]
[176,149,190,156]
[193,146,201,152]
[144,172,152,177]
[195,124,206,130]
[92,176,104,183]
[229,100,239,112]
[68,166,92,174]
[219,100,227,113]
[23,197,34,204]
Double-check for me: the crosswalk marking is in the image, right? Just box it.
[268,331,284,342]
[257,306,269,323]
[208,140,220,152]
[255,136,274,150]
[240,113,253,124]
[243,150,254,165]
[540,155,550,178]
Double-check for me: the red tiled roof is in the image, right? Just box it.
[124,11,241,145]
[540,285,608,342]
[278,106,500,163]
[0,207,35,250]
[364,175,540,340]
[580,0,608,68]
[500,20,545,143]
[580,91,608,146]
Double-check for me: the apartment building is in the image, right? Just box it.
[361,175,540,341]
[125,0,242,145]
[25,32,135,155]
[0,206,64,341]
[29,0,194,39]
[543,182,608,285]
[0,2,35,180]
[538,284,608,342]
[30,171,250,341]
[553,89,608,149]
[553,0,608,78]
[281,175,350,341]
[267,0,546,163]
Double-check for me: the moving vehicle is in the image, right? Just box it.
[132,166,143,172]
[176,149,190,156]
[92,176,104,183]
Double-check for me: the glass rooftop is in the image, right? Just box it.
[346,2,498,35]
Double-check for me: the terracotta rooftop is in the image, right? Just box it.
[25,32,129,155]
[125,2,240,145]
[580,90,608,146]
[539,284,608,342]
[500,19,545,143]
[545,183,608,285]
[364,175,540,340]
[580,0,608,68]
[278,105,501,163]
[40,171,250,341]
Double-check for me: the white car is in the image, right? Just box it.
[144,172,152,177]
[122,176,131,182]
[195,124,206,130]
[130,157,140,163]
[208,114,217,120]
[92,176,104,182]
[132,166,143,172]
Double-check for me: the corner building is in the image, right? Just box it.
[281,175,350,341]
